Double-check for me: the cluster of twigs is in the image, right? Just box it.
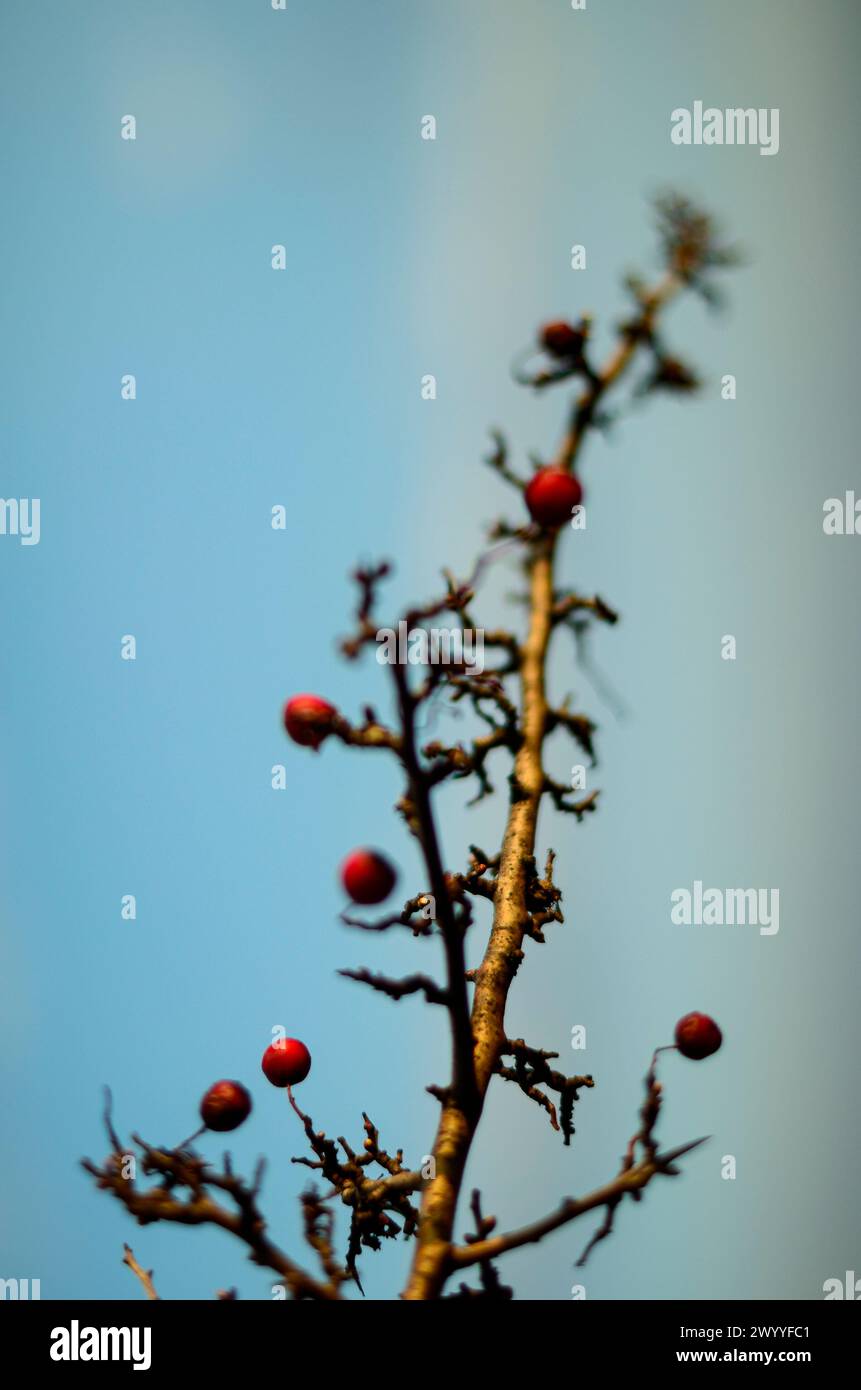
[85,194,737,1300]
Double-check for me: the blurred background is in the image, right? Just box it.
[2,0,860,1300]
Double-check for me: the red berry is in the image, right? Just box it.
[199,1080,252,1132]
[261,1038,312,1088]
[674,1012,723,1061]
[524,468,583,528]
[283,694,337,750]
[340,848,397,905]
[539,320,583,358]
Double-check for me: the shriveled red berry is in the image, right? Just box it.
[340,848,397,905]
[261,1038,312,1088]
[524,467,583,528]
[674,1012,723,1060]
[539,320,583,358]
[199,1080,252,1132]
[283,694,337,750]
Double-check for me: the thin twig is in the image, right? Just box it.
[122,1245,160,1301]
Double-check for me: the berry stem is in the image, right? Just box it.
[175,1124,207,1150]
[286,1085,306,1124]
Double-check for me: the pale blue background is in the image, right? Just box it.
[2,0,859,1300]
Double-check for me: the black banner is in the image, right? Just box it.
[2,1299,856,1374]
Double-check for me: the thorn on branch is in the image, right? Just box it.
[543,777,600,820]
[485,429,527,490]
[637,352,701,397]
[545,706,598,763]
[338,968,449,1006]
[551,592,619,626]
[102,1086,123,1156]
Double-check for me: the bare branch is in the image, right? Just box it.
[496,1038,594,1144]
[448,1137,709,1272]
[83,1123,346,1300]
[122,1245,159,1301]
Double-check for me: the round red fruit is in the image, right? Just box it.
[539,320,583,359]
[261,1038,312,1088]
[340,849,397,905]
[524,467,583,528]
[283,694,337,750]
[199,1080,252,1132]
[674,1012,723,1060]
